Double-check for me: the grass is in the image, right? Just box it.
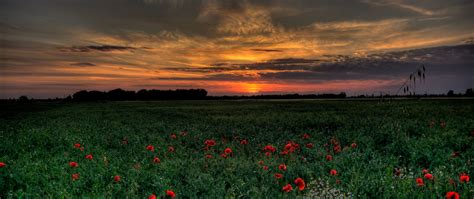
[0,99,473,198]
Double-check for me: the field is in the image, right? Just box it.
[0,99,473,198]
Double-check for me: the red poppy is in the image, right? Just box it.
[263,145,276,153]
[416,178,424,186]
[153,157,160,164]
[351,143,357,148]
[204,139,216,147]
[166,190,176,198]
[170,134,177,139]
[69,161,78,168]
[424,173,433,180]
[306,143,314,149]
[74,143,81,148]
[330,169,337,176]
[72,173,79,181]
[224,147,232,154]
[326,154,333,161]
[263,166,269,170]
[80,147,84,151]
[0,162,5,168]
[282,184,293,192]
[146,145,154,151]
[294,178,305,191]
[303,133,310,139]
[394,168,401,176]
[265,152,271,156]
[258,160,264,165]
[114,175,121,182]
[274,173,283,179]
[422,169,429,174]
[122,138,129,145]
[205,154,213,159]
[168,146,175,152]
[180,131,188,136]
[445,191,459,199]
[221,153,228,158]
[333,145,341,153]
[278,164,287,171]
[240,139,248,145]
[460,173,470,183]
[85,154,93,160]
[148,194,157,199]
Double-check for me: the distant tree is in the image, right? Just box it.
[466,88,473,97]
[447,90,454,97]
[18,95,29,102]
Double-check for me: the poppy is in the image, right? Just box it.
[170,134,177,139]
[330,169,337,176]
[394,168,401,176]
[258,160,264,165]
[74,143,81,148]
[168,146,175,152]
[306,143,314,149]
[146,145,154,151]
[85,154,93,160]
[220,154,228,158]
[422,169,429,174]
[80,147,84,151]
[351,143,357,148]
[204,139,216,147]
[69,162,78,168]
[333,145,341,153]
[114,175,121,182]
[72,173,80,181]
[153,157,160,164]
[263,166,268,170]
[240,139,248,145]
[148,194,157,199]
[166,190,176,198]
[294,178,305,191]
[263,145,276,153]
[278,164,287,171]
[445,191,459,199]
[274,173,283,179]
[282,184,293,192]
[0,162,5,168]
[416,178,424,186]
[326,155,333,161]
[265,152,271,157]
[303,133,310,139]
[460,173,470,183]
[424,173,433,180]
[224,147,232,154]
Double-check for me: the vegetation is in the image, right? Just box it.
[0,100,473,198]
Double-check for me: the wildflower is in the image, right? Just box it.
[168,146,175,152]
[424,173,433,180]
[282,184,293,192]
[114,175,121,182]
[460,173,470,183]
[263,166,268,170]
[80,147,84,151]
[333,145,341,153]
[351,143,357,148]
[278,164,287,171]
[170,134,177,139]
[422,169,429,174]
[416,178,424,186]
[265,152,271,156]
[394,168,401,176]
[72,173,79,181]
[445,191,459,199]
[258,160,264,165]
[220,153,228,158]
[85,154,93,160]
[74,143,81,148]
[146,145,154,151]
[0,162,5,168]
[274,173,283,179]
[69,161,78,168]
[166,190,176,198]
[306,143,314,148]
[263,145,276,153]
[303,133,310,139]
[148,194,157,199]
[205,154,213,159]
[330,169,337,176]
[326,154,333,161]
[153,157,160,164]
[204,139,216,147]
[294,178,305,191]
[240,139,248,145]
[224,147,232,154]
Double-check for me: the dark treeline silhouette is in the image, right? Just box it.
[71,88,208,101]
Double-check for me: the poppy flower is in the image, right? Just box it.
[424,173,433,180]
[220,153,228,158]
[274,173,283,179]
[460,173,470,183]
[351,143,357,148]
[278,164,287,171]
[333,145,341,153]
[294,178,305,191]
[445,191,459,199]
[153,157,160,164]
[394,168,401,176]
[122,138,129,145]
[80,147,84,151]
[326,155,333,161]
[0,162,5,168]
[69,162,78,168]
[282,184,293,192]
[204,139,216,147]
[170,134,177,139]
[330,169,337,176]
[114,175,121,182]
[422,169,429,174]
[168,146,175,152]
[205,154,213,159]
[416,178,424,186]
[85,154,93,160]
[240,139,248,145]
[166,190,176,198]
[224,147,232,154]
[265,152,272,157]
[74,143,81,148]
[146,145,154,151]
[180,131,188,136]
[263,166,268,170]
[258,160,264,165]
[148,194,157,199]
[263,145,276,153]
[72,173,80,181]
[303,133,310,139]
[306,143,314,149]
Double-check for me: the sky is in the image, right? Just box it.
[0,0,473,98]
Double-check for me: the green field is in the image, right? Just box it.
[0,100,473,198]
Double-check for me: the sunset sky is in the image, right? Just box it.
[1,0,473,98]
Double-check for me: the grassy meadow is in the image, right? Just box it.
[0,99,473,198]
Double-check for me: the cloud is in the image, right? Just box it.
[70,62,96,67]
[58,45,137,53]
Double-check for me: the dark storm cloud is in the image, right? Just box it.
[58,45,136,53]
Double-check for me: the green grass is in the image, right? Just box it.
[0,100,473,198]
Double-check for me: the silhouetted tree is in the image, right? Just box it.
[447,90,455,97]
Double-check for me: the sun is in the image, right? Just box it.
[243,83,261,94]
